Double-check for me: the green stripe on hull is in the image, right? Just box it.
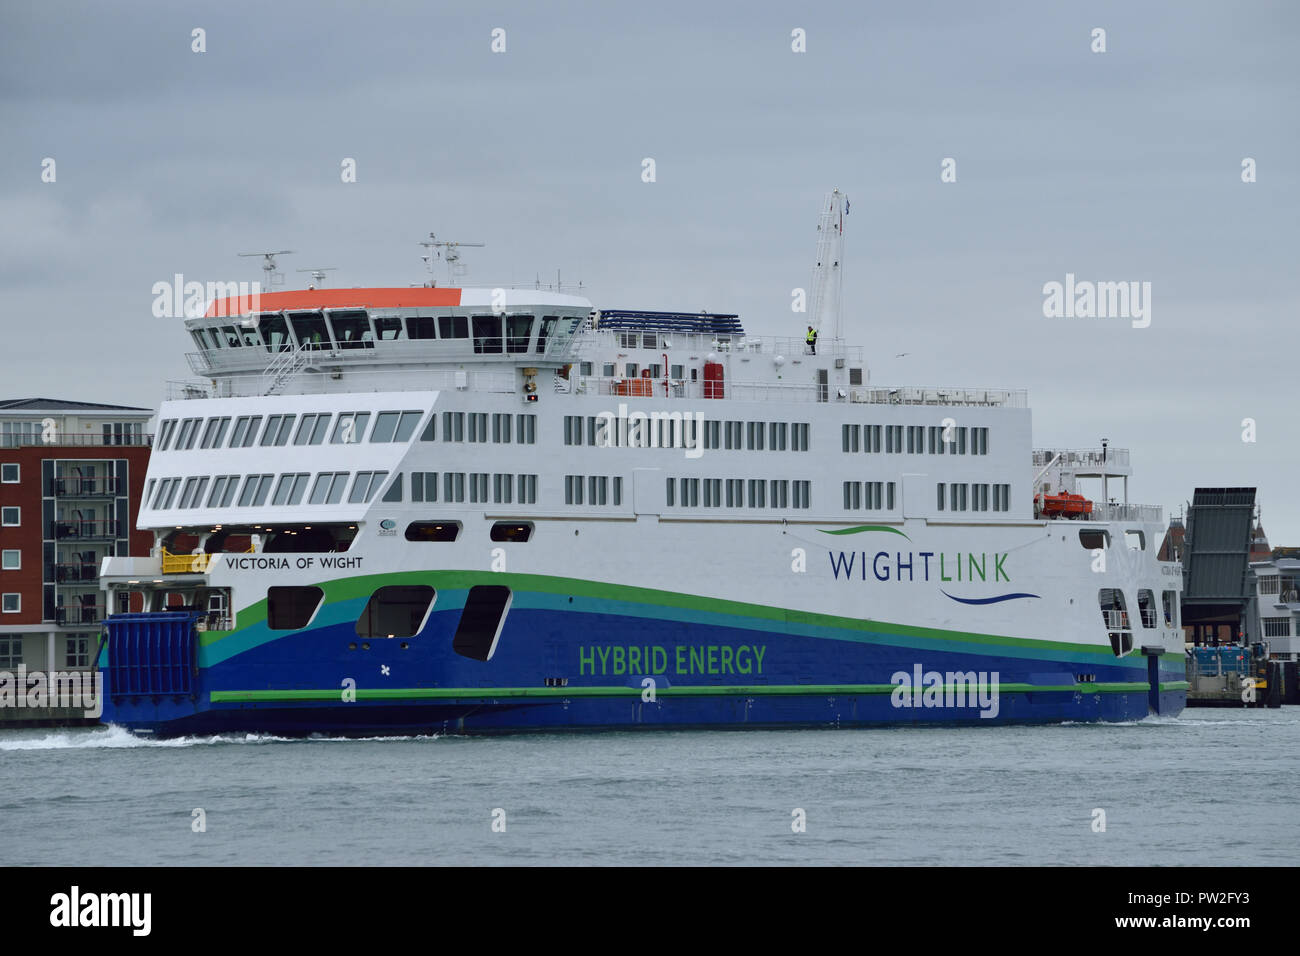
[210,681,1155,704]
[199,569,1158,671]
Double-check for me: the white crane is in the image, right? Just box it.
[809,189,847,343]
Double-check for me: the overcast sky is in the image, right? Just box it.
[2,1,1297,540]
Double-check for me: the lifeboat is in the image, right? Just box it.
[1036,492,1093,518]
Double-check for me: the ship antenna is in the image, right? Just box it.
[418,233,485,287]
[238,249,295,289]
[809,189,847,342]
[295,267,338,289]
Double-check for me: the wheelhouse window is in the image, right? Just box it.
[407,315,436,339]
[259,313,292,352]
[536,316,559,353]
[373,316,404,340]
[438,314,468,339]
[328,310,373,349]
[288,311,329,348]
[506,314,534,353]
[472,315,503,353]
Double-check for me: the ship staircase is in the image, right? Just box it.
[262,343,315,395]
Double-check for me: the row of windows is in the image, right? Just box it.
[266,583,510,663]
[563,475,624,506]
[409,472,538,505]
[195,311,573,356]
[702,421,811,452]
[562,416,812,452]
[937,483,1012,513]
[157,410,427,452]
[665,478,812,509]
[441,412,537,444]
[149,470,391,509]
[842,424,990,456]
[842,481,897,511]
[0,634,94,667]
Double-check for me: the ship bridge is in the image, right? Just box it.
[181,287,591,398]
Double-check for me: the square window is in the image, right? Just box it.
[0,463,17,483]
[1,507,18,526]
[2,550,20,570]
[2,593,19,613]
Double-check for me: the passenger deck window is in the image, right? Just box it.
[452,586,511,661]
[349,471,389,503]
[267,586,323,630]
[259,414,295,446]
[370,411,422,443]
[356,585,436,638]
[207,475,240,508]
[331,412,371,444]
[309,472,349,505]
[230,416,263,448]
[272,473,310,506]
[294,413,331,446]
[200,417,231,449]
[237,474,274,507]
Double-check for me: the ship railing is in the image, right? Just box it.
[1101,609,1131,630]
[849,386,1027,407]
[1032,448,1131,469]
[160,546,252,574]
[1089,502,1163,523]
[165,368,518,399]
[575,328,866,362]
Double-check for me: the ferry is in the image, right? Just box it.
[98,191,1188,735]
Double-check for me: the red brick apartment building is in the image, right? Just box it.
[0,399,153,724]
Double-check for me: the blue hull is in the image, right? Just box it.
[99,597,1187,737]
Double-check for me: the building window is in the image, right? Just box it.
[1,463,18,483]
[65,635,89,667]
[0,636,20,668]
[1262,617,1291,638]
[1259,576,1281,595]
[266,586,324,630]
[2,593,20,612]
[1,507,19,526]
[1,550,19,570]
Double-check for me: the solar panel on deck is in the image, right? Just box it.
[595,310,745,336]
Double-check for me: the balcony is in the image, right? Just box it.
[49,562,100,583]
[54,605,103,625]
[53,477,120,497]
[51,519,121,541]
[1,434,152,448]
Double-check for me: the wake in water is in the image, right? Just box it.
[0,724,443,751]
